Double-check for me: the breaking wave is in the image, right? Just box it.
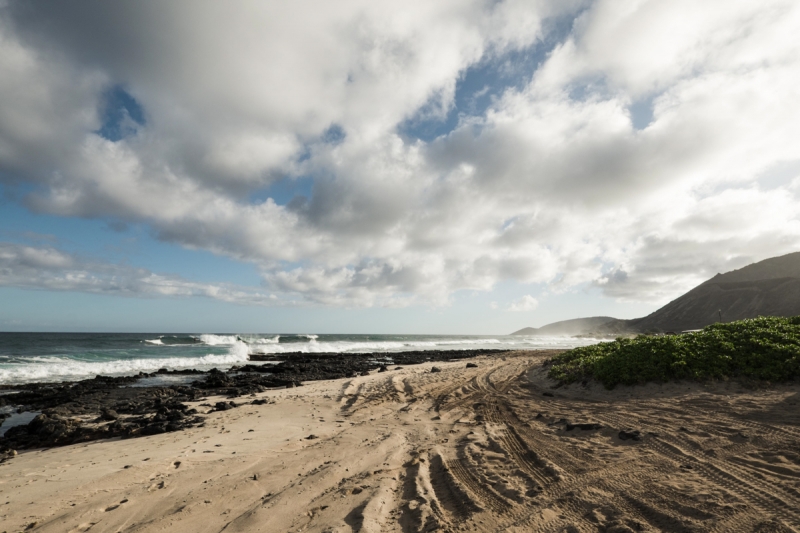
[0,342,250,384]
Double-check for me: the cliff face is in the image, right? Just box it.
[629,252,800,332]
[511,252,800,335]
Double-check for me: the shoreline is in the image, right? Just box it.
[1,350,798,532]
[0,348,516,452]
[0,351,800,533]
[0,332,603,386]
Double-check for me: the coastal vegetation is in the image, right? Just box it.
[548,316,800,388]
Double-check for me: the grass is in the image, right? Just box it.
[547,316,800,389]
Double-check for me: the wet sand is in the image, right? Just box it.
[1,350,799,532]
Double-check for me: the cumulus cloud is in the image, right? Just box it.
[594,187,800,301]
[0,0,799,308]
[0,242,280,305]
[508,295,539,312]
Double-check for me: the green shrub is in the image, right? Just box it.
[548,316,800,389]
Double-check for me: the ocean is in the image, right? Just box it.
[0,332,601,385]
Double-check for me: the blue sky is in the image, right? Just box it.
[0,186,654,332]
[0,0,798,332]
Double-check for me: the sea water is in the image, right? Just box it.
[0,332,601,385]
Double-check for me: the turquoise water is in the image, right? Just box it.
[0,332,600,384]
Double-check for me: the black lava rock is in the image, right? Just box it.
[214,401,237,411]
[619,429,642,441]
[100,408,119,421]
[565,422,603,431]
[1,348,512,452]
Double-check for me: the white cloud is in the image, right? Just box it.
[508,295,539,312]
[0,242,282,306]
[0,0,799,308]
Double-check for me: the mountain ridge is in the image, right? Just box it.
[511,316,624,336]
[511,252,800,336]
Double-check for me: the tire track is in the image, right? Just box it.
[646,437,800,527]
[444,449,513,514]
[580,405,800,527]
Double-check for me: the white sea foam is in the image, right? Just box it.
[250,335,280,344]
[248,340,407,354]
[0,342,250,384]
[400,339,502,347]
[198,334,240,345]
[144,338,164,345]
[245,336,598,354]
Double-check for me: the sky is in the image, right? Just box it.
[1,0,799,333]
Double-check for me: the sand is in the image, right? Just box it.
[1,351,799,532]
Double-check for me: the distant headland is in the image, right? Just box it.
[512,251,800,336]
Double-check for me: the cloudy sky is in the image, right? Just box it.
[1,0,799,333]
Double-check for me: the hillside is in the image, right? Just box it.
[630,252,800,332]
[704,252,800,283]
[512,251,800,335]
[511,316,628,336]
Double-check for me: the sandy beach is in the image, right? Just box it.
[2,350,800,533]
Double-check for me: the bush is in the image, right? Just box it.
[548,316,800,389]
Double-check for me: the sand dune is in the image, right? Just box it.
[2,351,799,532]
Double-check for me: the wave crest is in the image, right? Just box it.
[0,342,250,384]
[198,334,239,345]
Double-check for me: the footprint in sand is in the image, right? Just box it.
[68,522,97,533]
[148,480,166,491]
